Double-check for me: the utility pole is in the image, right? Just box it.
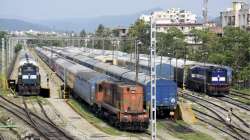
[9,39,12,63]
[150,13,157,140]
[63,55,66,99]
[112,41,115,63]
[2,38,5,75]
[1,38,6,89]
[102,39,105,55]
[203,52,208,93]
[135,40,142,82]
[92,38,95,54]
[84,38,87,52]
[182,49,187,90]
[7,38,9,66]
[203,0,208,25]
[175,51,178,82]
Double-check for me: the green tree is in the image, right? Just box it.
[80,29,86,37]
[94,24,113,49]
[15,44,22,52]
[156,27,185,58]
[128,19,150,54]
[0,31,7,46]
[189,28,220,61]
[95,24,105,37]
[0,31,7,38]
[221,27,250,66]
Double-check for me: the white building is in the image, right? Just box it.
[140,8,197,25]
[140,8,202,44]
[221,0,250,31]
[153,8,197,24]
[140,14,151,23]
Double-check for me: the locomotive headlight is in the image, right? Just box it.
[171,98,176,104]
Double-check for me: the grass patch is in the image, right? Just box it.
[0,89,10,96]
[238,88,250,95]
[0,74,7,90]
[67,98,139,137]
[25,96,50,105]
[158,120,214,140]
[232,88,250,95]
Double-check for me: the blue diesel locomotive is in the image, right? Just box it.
[186,66,229,96]
[17,50,41,95]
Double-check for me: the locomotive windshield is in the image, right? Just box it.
[22,65,37,75]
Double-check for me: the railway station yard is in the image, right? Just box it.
[1,48,245,140]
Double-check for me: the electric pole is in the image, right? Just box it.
[1,38,6,89]
[1,38,5,75]
[150,13,157,140]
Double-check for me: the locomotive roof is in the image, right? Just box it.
[190,65,227,70]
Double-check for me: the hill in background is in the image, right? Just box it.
[0,18,51,31]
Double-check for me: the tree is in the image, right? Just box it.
[189,28,220,61]
[0,31,7,46]
[156,27,185,58]
[0,31,7,38]
[111,29,120,37]
[95,24,105,37]
[15,44,22,52]
[128,19,150,54]
[80,29,86,37]
[94,24,113,49]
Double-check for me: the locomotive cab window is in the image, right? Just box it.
[99,85,103,92]
[127,88,130,92]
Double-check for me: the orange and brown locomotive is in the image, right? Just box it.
[95,81,149,131]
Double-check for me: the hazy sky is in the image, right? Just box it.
[0,0,242,20]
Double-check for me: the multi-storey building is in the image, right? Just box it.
[152,8,197,24]
[221,0,250,31]
[140,8,202,45]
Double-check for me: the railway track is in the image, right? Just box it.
[218,95,250,111]
[0,94,74,140]
[229,90,250,104]
[193,109,243,140]
[36,98,58,127]
[180,90,250,127]
[230,92,250,101]
[230,90,250,99]
[179,90,250,140]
